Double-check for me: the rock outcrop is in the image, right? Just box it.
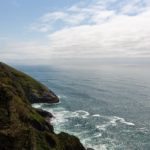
[0,62,86,150]
[0,62,59,104]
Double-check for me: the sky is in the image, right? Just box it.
[0,0,150,65]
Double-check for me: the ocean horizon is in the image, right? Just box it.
[15,64,150,150]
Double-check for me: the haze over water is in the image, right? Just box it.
[17,64,150,150]
[1,0,150,149]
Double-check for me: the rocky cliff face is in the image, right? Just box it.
[0,62,85,150]
[0,62,59,104]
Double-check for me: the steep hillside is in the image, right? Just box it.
[0,62,85,150]
[0,62,59,104]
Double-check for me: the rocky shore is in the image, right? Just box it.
[0,62,92,150]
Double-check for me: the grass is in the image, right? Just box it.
[0,62,85,150]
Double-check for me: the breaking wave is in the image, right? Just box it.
[32,103,138,150]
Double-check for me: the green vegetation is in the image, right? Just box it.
[0,62,59,104]
[0,62,85,150]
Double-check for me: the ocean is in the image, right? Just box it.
[16,64,150,150]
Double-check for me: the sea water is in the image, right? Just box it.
[17,64,150,150]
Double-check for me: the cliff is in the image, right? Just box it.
[0,62,59,104]
[0,62,85,150]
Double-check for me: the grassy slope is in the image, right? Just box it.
[0,62,85,150]
[0,62,59,103]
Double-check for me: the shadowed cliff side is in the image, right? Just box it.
[0,62,59,104]
[0,62,86,150]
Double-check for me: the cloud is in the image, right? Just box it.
[29,11,87,33]
[15,7,150,62]
[47,8,150,59]
[29,0,150,32]
[0,41,54,64]
[120,0,146,15]
[1,0,150,64]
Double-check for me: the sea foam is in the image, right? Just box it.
[32,104,136,150]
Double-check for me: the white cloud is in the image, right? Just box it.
[47,8,150,59]
[91,10,115,24]
[41,12,67,22]
[120,0,146,15]
[1,0,150,64]
[29,0,150,32]
[30,11,86,32]
[0,41,54,63]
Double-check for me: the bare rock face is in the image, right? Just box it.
[32,90,59,104]
[35,108,54,118]
[87,148,95,150]
[0,62,86,150]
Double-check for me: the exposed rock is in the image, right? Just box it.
[35,108,53,118]
[35,108,54,125]
[0,62,86,150]
[0,62,59,104]
[87,148,95,150]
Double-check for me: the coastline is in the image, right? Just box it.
[0,62,92,150]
